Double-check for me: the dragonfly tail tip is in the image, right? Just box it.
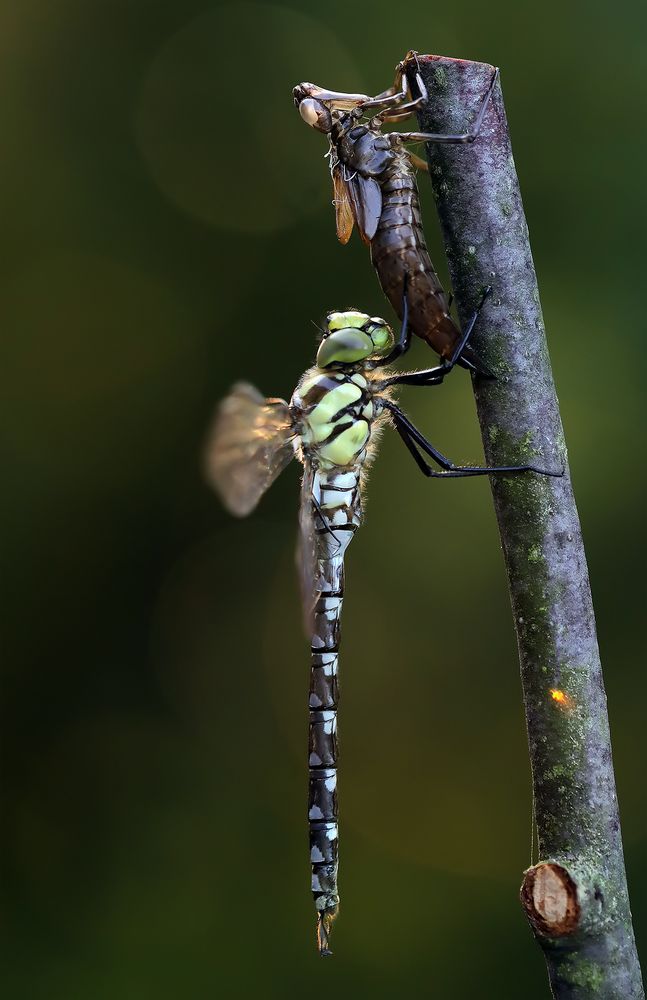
[316,908,337,956]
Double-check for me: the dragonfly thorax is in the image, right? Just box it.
[291,367,377,471]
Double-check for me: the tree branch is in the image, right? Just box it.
[408,54,644,998]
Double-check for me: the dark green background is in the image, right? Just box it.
[3,1,646,996]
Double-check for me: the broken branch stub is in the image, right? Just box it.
[521,863,580,937]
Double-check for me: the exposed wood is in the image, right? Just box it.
[521,862,580,937]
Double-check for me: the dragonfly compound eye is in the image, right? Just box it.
[367,319,394,352]
[316,329,374,367]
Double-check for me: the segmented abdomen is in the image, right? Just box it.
[308,467,361,954]
[370,149,463,361]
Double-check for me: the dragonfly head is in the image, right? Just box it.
[294,84,334,133]
[316,310,394,368]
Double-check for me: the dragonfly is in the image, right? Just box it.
[205,289,560,956]
[294,51,498,375]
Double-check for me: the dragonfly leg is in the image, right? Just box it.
[362,65,408,103]
[312,494,343,548]
[357,61,410,111]
[382,400,563,478]
[450,285,495,377]
[396,68,499,146]
[450,285,492,365]
[369,273,412,368]
[369,86,428,126]
[378,287,492,388]
[358,53,428,115]
[379,365,448,390]
[358,79,409,112]
[372,105,419,126]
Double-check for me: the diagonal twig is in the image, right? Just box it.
[408,53,643,999]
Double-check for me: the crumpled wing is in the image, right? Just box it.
[297,462,318,638]
[346,174,382,245]
[204,382,295,517]
[332,165,354,245]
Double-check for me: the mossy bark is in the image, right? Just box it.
[408,54,643,999]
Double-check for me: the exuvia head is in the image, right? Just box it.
[293,83,333,133]
[316,310,394,368]
[294,82,371,133]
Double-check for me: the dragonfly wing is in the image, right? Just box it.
[347,174,382,245]
[297,463,318,637]
[332,165,354,245]
[204,382,295,516]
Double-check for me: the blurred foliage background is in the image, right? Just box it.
[2,1,647,997]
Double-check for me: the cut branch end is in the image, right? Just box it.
[521,863,580,937]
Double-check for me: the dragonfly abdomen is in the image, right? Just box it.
[308,467,361,954]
